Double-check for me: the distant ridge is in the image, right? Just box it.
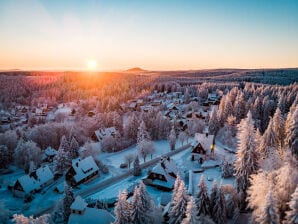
[126,67,146,72]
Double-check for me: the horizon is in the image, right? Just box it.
[0,0,298,70]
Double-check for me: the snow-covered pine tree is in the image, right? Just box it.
[259,117,279,158]
[114,190,131,224]
[209,180,218,216]
[137,120,151,144]
[181,196,199,224]
[168,178,189,224]
[133,155,141,176]
[63,184,74,223]
[285,105,298,159]
[256,190,280,224]
[59,135,70,152]
[69,136,79,159]
[168,126,176,151]
[138,181,153,212]
[196,175,210,216]
[212,184,227,224]
[131,186,147,224]
[285,186,298,224]
[124,113,139,142]
[234,111,259,205]
[272,108,285,150]
[54,146,69,174]
[209,107,219,135]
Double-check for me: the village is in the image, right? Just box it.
[0,87,238,223]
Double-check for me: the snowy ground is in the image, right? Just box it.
[97,140,187,176]
[90,138,236,207]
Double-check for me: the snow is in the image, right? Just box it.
[70,196,87,211]
[71,156,99,183]
[98,140,179,171]
[68,208,114,224]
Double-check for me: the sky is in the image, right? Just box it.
[0,0,297,71]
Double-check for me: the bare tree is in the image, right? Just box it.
[125,153,135,169]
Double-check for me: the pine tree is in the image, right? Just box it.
[137,121,150,144]
[259,117,279,158]
[285,186,298,224]
[209,107,219,135]
[272,108,285,145]
[133,156,141,176]
[196,175,210,216]
[131,187,146,224]
[285,105,298,159]
[69,137,79,159]
[138,181,153,212]
[63,184,74,223]
[234,111,259,206]
[114,190,131,224]
[124,113,139,142]
[213,184,227,224]
[169,178,189,224]
[54,146,70,174]
[59,135,70,152]
[209,180,218,215]
[168,126,176,150]
[256,190,280,224]
[182,196,199,224]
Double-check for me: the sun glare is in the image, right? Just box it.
[86,59,97,70]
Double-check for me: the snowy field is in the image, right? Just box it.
[90,140,236,206]
[97,140,188,174]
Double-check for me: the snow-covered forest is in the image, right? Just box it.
[0,69,297,224]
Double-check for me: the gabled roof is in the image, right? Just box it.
[16,165,54,193]
[151,157,179,187]
[71,196,87,211]
[44,147,57,156]
[71,156,99,183]
[194,133,214,151]
[17,175,38,193]
[36,165,54,186]
[94,127,116,141]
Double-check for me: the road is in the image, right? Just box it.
[33,143,191,217]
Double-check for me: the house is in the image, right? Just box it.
[191,132,215,162]
[151,100,162,107]
[207,93,221,105]
[129,101,137,111]
[42,147,57,162]
[66,156,99,186]
[68,196,115,224]
[144,157,179,191]
[12,165,54,197]
[92,127,117,142]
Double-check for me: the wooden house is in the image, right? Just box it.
[191,132,215,162]
[66,156,99,186]
[144,157,179,191]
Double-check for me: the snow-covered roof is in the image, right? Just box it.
[71,156,99,183]
[194,133,214,151]
[151,157,179,187]
[68,208,114,224]
[36,165,54,186]
[44,147,57,156]
[16,165,54,193]
[70,196,87,211]
[94,127,116,141]
[17,175,38,193]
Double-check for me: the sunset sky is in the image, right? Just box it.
[0,0,297,71]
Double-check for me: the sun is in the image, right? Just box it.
[86,59,97,70]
